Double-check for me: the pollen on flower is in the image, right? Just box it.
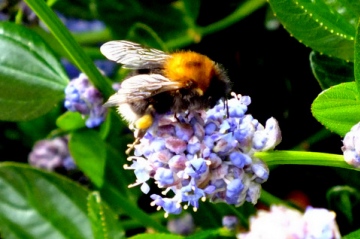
[124,93,282,215]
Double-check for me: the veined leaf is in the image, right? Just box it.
[354,13,360,94]
[129,234,183,239]
[310,51,354,90]
[69,129,106,187]
[0,22,68,121]
[311,82,360,136]
[0,163,93,239]
[269,0,356,61]
[87,192,125,239]
[56,111,86,131]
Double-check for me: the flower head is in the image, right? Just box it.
[64,73,107,128]
[28,136,76,171]
[125,93,281,215]
[342,122,360,167]
[237,205,341,239]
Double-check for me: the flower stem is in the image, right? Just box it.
[165,0,266,49]
[255,150,360,171]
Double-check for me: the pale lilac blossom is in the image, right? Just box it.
[124,93,282,216]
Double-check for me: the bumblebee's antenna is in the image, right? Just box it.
[224,98,229,118]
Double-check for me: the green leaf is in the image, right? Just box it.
[186,229,220,239]
[311,82,360,136]
[87,192,125,239]
[268,0,355,61]
[0,162,93,239]
[56,111,86,131]
[322,0,360,27]
[129,234,183,239]
[181,0,201,23]
[69,129,106,187]
[326,186,360,224]
[0,22,68,121]
[354,17,360,93]
[310,51,354,90]
[102,144,134,198]
[344,228,360,239]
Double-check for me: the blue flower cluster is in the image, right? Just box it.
[124,93,281,216]
[342,122,360,168]
[64,73,107,128]
[28,136,76,171]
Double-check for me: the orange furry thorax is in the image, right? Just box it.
[163,51,215,94]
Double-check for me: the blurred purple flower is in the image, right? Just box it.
[167,213,195,235]
[238,205,341,239]
[28,136,76,171]
[222,215,239,231]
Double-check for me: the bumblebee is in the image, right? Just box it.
[100,40,231,134]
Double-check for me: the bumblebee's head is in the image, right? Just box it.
[205,65,231,108]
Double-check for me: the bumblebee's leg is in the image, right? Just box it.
[174,113,180,122]
[125,105,155,155]
[125,137,140,155]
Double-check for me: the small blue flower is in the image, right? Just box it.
[184,157,208,179]
[187,136,201,154]
[204,121,218,135]
[226,179,244,204]
[154,168,175,187]
[175,124,194,141]
[150,195,182,215]
[123,156,152,194]
[229,151,251,168]
[181,181,205,210]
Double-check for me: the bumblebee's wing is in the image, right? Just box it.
[104,74,182,107]
[100,40,169,69]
